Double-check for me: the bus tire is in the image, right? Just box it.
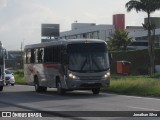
[92,88,100,94]
[34,77,41,92]
[0,86,3,91]
[57,81,65,95]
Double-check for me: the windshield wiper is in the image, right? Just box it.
[79,68,110,73]
[80,58,88,71]
[91,56,101,70]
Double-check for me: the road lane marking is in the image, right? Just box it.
[127,106,160,111]
[37,93,57,97]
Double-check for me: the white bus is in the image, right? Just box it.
[24,39,110,94]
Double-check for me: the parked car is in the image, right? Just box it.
[5,69,15,86]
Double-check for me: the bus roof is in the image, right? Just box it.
[24,39,107,49]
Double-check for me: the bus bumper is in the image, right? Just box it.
[66,78,110,90]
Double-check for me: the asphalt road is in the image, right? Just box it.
[0,85,160,120]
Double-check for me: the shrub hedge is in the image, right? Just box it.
[110,49,160,75]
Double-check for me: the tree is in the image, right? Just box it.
[108,30,133,51]
[125,0,160,75]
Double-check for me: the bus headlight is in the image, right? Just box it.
[103,72,110,78]
[68,73,79,79]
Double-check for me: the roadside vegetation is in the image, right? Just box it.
[14,69,26,85]
[105,74,160,97]
[111,48,160,75]
[126,0,160,75]
[108,29,133,51]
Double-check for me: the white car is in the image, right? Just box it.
[5,70,15,86]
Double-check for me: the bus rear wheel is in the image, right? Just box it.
[34,79,41,92]
[92,88,100,94]
[57,81,65,95]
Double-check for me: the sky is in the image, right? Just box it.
[0,0,160,50]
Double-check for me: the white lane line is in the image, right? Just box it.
[127,106,160,111]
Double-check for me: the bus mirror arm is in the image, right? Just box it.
[109,52,112,65]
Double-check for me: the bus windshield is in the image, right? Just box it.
[67,43,109,72]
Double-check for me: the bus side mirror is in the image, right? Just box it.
[63,53,69,65]
[5,50,8,60]
[109,52,112,65]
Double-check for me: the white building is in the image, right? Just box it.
[60,18,160,50]
[127,17,160,49]
[60,23,115,42]
[128,27,160,49]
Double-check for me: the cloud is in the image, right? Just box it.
[0,0,68,50]
[0,0,7,9]
[0,0,158,50]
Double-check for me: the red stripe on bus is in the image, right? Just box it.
[43,64,58,69]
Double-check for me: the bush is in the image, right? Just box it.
[110,49,160,75]
[14,69,26,85]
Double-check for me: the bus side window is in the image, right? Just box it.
[53,47,56,63]
[57,46,60,63]
[23,52,26,63]
[30,49,35,63]
[37,48,43,63]
[109,52,112,65]
[26,49,31,63]
[44,48,47,63]
[53,46,58,63]
[44,47,52,63]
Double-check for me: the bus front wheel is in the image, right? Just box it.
[57,81,65,95]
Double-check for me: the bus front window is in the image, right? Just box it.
[69,52,109,72]
[67,43,109,73]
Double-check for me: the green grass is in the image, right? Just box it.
[14,69,27,85]
[105,74,160,97]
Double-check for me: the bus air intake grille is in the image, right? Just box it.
[79,76,101,80]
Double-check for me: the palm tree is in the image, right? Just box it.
[125,0,160,75]
[108,30,133,51]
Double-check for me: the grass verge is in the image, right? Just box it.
[104,74,160,97]
[14,69,26,85]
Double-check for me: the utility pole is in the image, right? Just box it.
[21,41,23,68]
